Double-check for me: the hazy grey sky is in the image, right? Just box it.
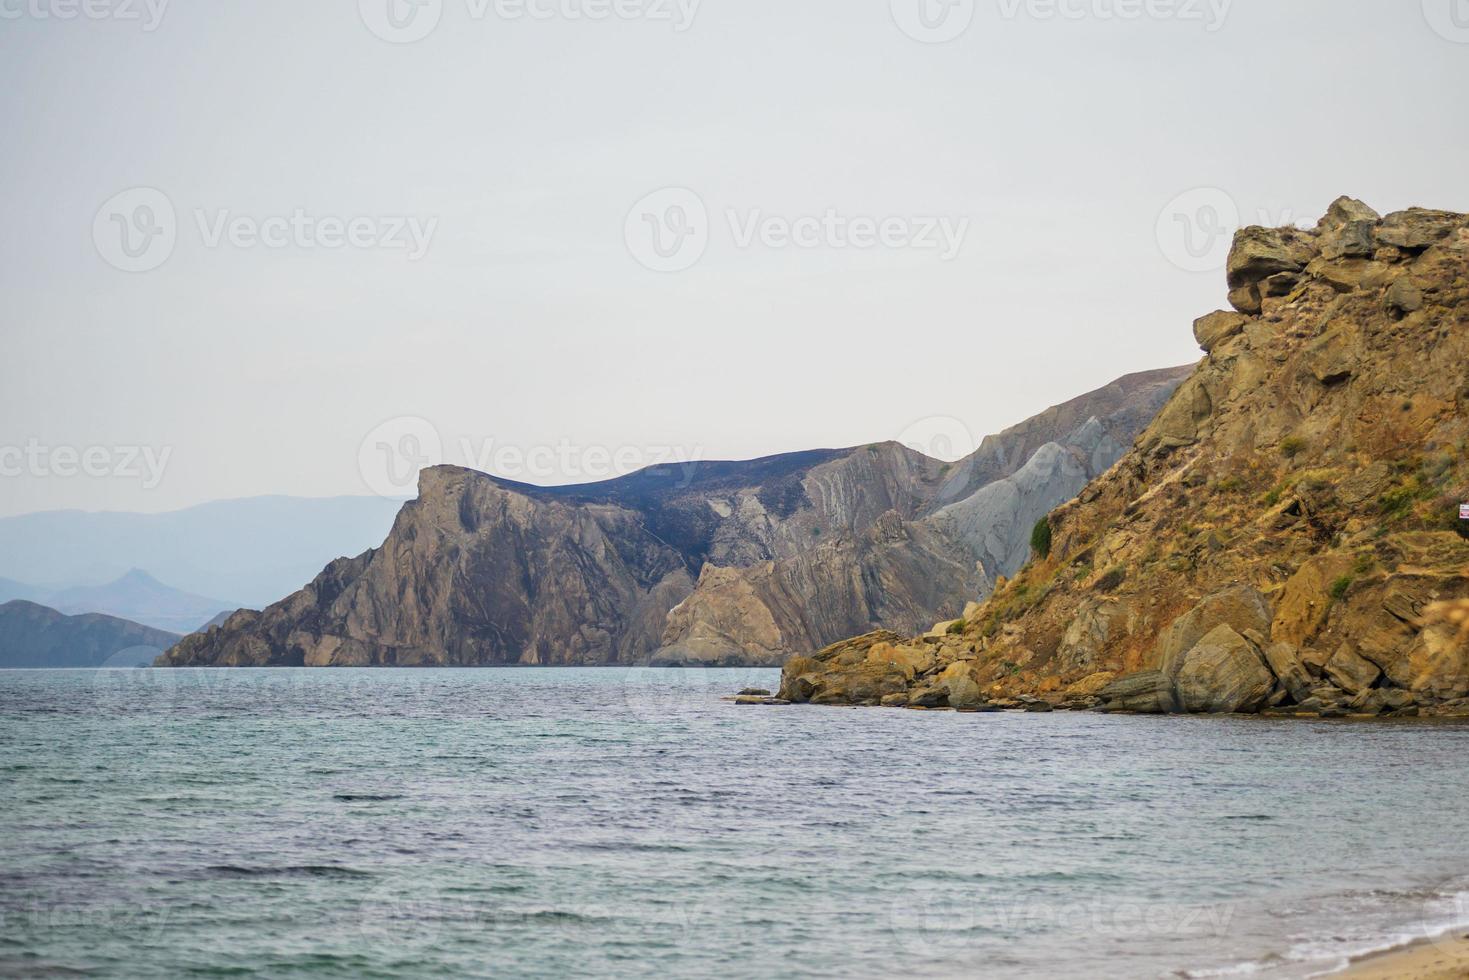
[2,0,1466,517]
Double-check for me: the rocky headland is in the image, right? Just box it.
[777,199,1469,719]
[157,368,1186,668]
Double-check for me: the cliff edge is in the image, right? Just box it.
[779,199,1469,718]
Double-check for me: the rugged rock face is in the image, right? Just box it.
[655,369,1188,664]
[779,199,1469,717]
[0,600,181,668]
[159,370,1187,668]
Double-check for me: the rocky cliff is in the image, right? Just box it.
[657,374,1186,664]
[779,199,1469,718]
[157,370,1186,668]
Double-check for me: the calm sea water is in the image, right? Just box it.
[3,668,1469,979]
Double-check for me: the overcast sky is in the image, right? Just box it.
[1,0,1466,517]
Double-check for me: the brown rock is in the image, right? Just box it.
[866,641,935,676]
[1065,671,1118,698]
[1193,311,1250,353]
[778,656,827,703]
[1301,326,1357,385]
[1384,625,1469,698]
[1228,284,1263,315]
[1227,227,1310,288]
[1385,277,1424,313]
[1376,209,1460,251]
[1272,559,1351,648]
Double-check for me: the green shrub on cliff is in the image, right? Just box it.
[1280,436,1308,459]
[1030,517,1053,560]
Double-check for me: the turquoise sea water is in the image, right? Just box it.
[3,667,1469,979]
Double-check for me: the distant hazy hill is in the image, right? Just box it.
[0,600,180,668]
[45,569,235,634]
[0,577,50,605]
[0,496,403,609]
[195,610,234,632]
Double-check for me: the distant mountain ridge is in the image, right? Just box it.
[44,569,235,634]
[0,600,180,668]
[0,495,403,609]
[159,366,1191,668]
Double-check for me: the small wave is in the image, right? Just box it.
[332,793,404,802]
[206,864,375,880]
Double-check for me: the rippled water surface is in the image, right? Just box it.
[4,668,1469,979]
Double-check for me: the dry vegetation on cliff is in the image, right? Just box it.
[779,198,1469,719]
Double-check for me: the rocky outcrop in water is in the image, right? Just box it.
[779,199,1469,718]
[158,370,1187,668]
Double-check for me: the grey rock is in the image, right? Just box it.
[1175,625,1276,714]
[1324,643,1382,695]
[1154,584,1273,679]
[1098,670,1179,714]
[1263,641,1315,704]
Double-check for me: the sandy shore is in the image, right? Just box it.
[1337,933,1469,979]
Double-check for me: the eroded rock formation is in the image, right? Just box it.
[779,199,1469,717]
[158,370,1187,668]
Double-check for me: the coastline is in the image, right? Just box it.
[1337,933,1469,979]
